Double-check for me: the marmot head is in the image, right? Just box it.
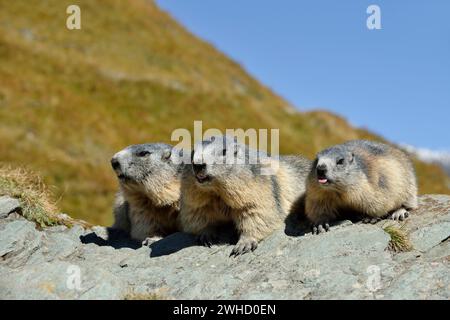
[312,145,359,191]
[111,143,182,203]
[190,135,256,189]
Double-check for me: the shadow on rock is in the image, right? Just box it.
[80,228,141,250]
[149,226,238,258]
[284,195,361,236]
[284,212,310,237]
[284,195,310,237]
[149,232,198,257]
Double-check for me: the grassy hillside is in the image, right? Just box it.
[0,0,448,225]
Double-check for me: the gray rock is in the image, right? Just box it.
[0,220,42,268]
[406,195,450,252]
[0,196,21,218]
[410,217,450,252]
[382,261,449,300]
[423,239,450,261]
[0,195,449,299]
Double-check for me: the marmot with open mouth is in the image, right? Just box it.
[305,140,418,234]
[178,135,311,256]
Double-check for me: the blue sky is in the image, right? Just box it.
[157,0,450,149]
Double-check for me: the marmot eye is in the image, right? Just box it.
[137,151,151,157]
[337,158,345,165]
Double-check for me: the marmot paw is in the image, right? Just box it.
[362,217,381,224]
[312,223,330,235]
[389,208,409,221]
[197,233,218,248]
[230,238,258,257]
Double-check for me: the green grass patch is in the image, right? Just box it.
[384,224,413,253]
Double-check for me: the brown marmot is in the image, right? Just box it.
[305,140,418,234]
[178,135,311,256]
[110,143,183,244]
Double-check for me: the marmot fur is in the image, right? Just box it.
[178,135,311,256]
[305,140,418,234]
[110,143,183,244]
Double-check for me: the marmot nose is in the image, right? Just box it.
[193,163,206,173]
[111,158,121,171]
[316,164,327,176]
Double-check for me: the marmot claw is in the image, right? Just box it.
[197,233,217,248]
[230,238,258,257]
[390,208,409,221]
[312,223,330,235]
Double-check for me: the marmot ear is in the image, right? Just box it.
[162,148,172,161]
[349,152,355,163]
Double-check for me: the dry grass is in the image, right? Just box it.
[0,0,448,225]
[123,291,168,300]
[384,225,413,253]
[0,164,60,227]
[0,165,88,228]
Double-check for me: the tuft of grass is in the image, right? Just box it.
[0,165,87,228]
[384,225,413,253]
[123,291,167,300]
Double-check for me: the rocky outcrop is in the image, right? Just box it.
[0,195,449,300]
[0,196,20,219]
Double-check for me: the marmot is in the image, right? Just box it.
[110,143,183,244]
[178,135,311,256]
[305,140,418,234]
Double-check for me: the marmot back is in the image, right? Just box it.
[178,135,311,256]
[110,143,184,243]
[305,140,418,234]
